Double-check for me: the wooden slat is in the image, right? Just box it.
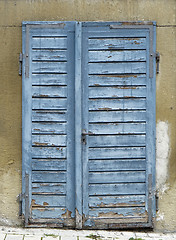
[89,183,146,195]
[89,171,145,183]
[89,75,146,86]
[89,207,146,218]
[32,171,66,183]
[89,99,146,110]
[32,135,67,147]
[32,74,67,86]
[91,217,148,225]
[89,62,146,74]
[89,135,145,147]
[32,146,66,158]
[32,122,67,134]
[32,159,66,171]
[31,195,66,207]
[32,183,66,194]
[89,159,146,171]
[32,98,67,110]
[32,110,67,122]
[89,50,146,62]
[32,86,67,98]
[89,147,145,159]
[88,38,147,50]
[32,37,67,49]
[89,111,146,123]
[32,62,67,73]
[89,123,146,134]
[32,50,67,61]
[89,195,145,207]
[32,208,67,219]
[89,86,146,98]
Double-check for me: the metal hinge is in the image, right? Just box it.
[155,190,159,211]
[19,53,23,76]
[156,52,160,74]
[17,193,24,216]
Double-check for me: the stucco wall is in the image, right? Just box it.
[0,0,175,231]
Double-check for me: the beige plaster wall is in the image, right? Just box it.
[0,0,175,231]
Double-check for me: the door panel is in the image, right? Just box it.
[82,23,156,229]
[22,22,75,227]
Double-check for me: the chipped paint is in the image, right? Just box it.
[97,74,137,78]
[33,142,48,146]
[61,209,72,219]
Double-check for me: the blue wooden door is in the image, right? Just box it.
[22,22,76,227]
[22,21,156,228]
[81,22,156,229]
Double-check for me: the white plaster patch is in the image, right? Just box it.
[156,121,170,192]
[156,210,164,222]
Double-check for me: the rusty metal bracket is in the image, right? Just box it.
[19,53,23,76]
[17,193,24,216]
[155,190,159,211]
[156,52,160,74]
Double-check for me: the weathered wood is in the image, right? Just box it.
[89,86,146,98]
[87,217,148,226]
[89,111,146,123]
[31,195,66,207]
[32,183,66,194]
[89,159,146,171]
[89,99,146,110]
[89,62,146,74]
[89,207,146,218]
[32,146,66,158]
[32,135,67,147]
[91,217,149,226]
[89,50,146,62]
[88,38,147,50]
[89,171,145,183]
[32,37,67,49]
[32,110,67,122]
[89,183,146,195]
[89,135,145,147]
[32,122,67,134]
[89,147,145,159]
[32,171,66,183]
[32,86,67,98]
[32,73,67,85]
[89,74,146,86]
[32,50,67,61]
[32,62,67,73]
[89,123,146,134]
[89,195,145,207]
[32,159,66,171]
[32,208,67,219]
[32,98,67,110]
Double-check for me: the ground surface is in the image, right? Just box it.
[0,226,176,240]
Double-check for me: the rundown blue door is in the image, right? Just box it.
[81,22,156,229]
[22,22,76,227]
[22,21,156,228]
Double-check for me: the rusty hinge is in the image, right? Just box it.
[19,53,23,76]
[17,193,24,216]
[155,190,159,211]
[156,52,160,74]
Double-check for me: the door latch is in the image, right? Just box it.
[82,132,94,144]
